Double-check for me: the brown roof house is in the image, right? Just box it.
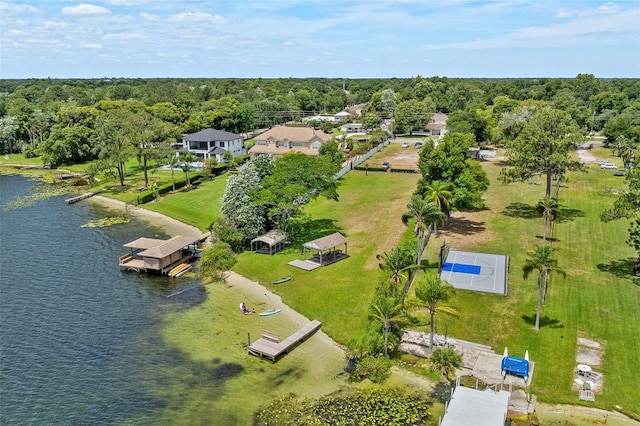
[249,126,331,159]
[425,112,449,137]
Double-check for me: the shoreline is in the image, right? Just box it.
[91,194,346,353]
[87,195,640,425]
[91,195,203,238]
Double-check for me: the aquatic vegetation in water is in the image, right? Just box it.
[2,182,75,211]
[256,388,433,426]
[81,216,131,228]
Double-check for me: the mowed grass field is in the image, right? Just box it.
[234,171,421,343]
[423,148,639,415]
[114,146,638,416]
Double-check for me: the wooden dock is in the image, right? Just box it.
[248,319,322,361]
[65,189,104,204]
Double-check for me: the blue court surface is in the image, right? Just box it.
[440,249,509,295]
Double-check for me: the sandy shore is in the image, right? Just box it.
[91,195,203,238]
[91,195,346,353]
[223,271,346,352]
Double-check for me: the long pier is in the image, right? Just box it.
[248,319,322,362]
[65,189,104,204]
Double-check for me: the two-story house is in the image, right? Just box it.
[425,112,449,136]
[180,128,245,163]
[248,126,331,160]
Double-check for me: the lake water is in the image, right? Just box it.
[0,174,209,424]
[0,174,348,425]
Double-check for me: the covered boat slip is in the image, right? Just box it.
[119,233,209,275]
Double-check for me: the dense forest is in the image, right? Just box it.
[1,75,639,168]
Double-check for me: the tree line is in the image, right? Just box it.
[2,74,639,162]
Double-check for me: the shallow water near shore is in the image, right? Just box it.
[0,174,347,425]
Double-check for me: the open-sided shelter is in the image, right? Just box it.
[302,232,348,265]
[251,230,289,255]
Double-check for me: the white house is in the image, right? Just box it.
[180,128,245,163]
[302,111,352,123]
[425,112,449,136]
[339,123,363,133]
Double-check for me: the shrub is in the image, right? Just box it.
[349,355,391,383]
[429,347,462,378]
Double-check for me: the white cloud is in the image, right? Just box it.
[104,0,149,5]
[62,4,111,16]
[426,6,639,50]
[167,11,227,24]
[80,43,102,49]
[140,12,158,21]
[555,2,621,18]
[103,32,149,41]
[0,2,38,15]
[283,41,293,45]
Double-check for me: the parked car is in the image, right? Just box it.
[600,163,618,169]
[382,162,390,169]
[414,142,424,149]
[613,170,625,176]
[401,142,409,148]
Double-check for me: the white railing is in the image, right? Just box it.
[334,140,390,179]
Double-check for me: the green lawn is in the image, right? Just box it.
[233,171,421,344]
[98,150,638,415]
[142,174,229,231]
[431,158,639,415]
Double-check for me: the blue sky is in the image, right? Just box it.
[1,0,639,79]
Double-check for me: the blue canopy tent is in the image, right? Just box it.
[501,348,530,379]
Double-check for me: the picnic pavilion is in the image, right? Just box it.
[251,230,289,255]
[288,232,348,271]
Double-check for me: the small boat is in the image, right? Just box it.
[259,308,281,317]
[273,276,292,284]
[168,263,192,278]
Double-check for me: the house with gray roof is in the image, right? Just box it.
[180,128,245,163]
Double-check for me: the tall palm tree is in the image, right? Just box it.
[536,197,559,241]
[167,154,179,191]
[424,181,455,233]
[522,244,567,331]
[180,151,197,187]
[413,273,460,352]
[376,246,416,292]
[368,292,408,356]
[401,195,445,295]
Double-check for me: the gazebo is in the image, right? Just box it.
[251,230,289,255]
[302,232,348,265]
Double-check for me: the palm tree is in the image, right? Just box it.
[413,273,460,352]
[368,292,408,356]
[180,151,197,187]
[536,197,559,241]
[401,195,446,295]
[424,181,455,233]
[522,244,567,331]
[167,154,179,191]
[376,246,416,292]
[429,347,462,378]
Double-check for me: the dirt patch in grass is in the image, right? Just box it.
[576,347,602,366]
[437,211,496,250]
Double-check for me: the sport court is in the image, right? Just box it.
[439,249,508,295]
